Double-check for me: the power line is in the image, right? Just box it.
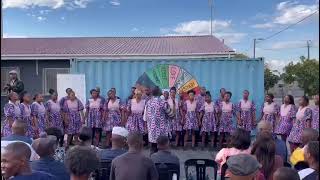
[261,9,319,42]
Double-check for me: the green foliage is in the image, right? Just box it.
[264,66,280,93]
[233,53,249,59]
[283,56,319,96]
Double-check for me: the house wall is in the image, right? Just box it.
[1,60,70,113]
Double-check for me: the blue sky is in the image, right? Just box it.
[2,0,319,72]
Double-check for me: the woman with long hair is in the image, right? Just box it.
[260,93,280,132]
[274,95,296,141]
[19,92,35,138]
[288,96,313,152]
[62,91,85,148]
[2,92,22,137]
[251,132,283,180]
[31,93,46,136]
[85,89,104,146]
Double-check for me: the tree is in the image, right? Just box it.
[264,65,280,93]
[233,53,249,59]
[282,56,319,96]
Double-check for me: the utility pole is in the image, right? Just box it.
[307,40,311,60]
[209,0,213,36]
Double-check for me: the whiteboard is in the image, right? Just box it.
[57,74,86,106]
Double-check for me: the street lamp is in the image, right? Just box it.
[253,38,264,58]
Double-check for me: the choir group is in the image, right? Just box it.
[2,86,319,151]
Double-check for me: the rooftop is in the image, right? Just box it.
[1,35,235,58]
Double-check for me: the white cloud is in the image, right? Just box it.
[265,59,299,72]
[131,27,139,32]
[252,1,318,29]
[2,0,92,9]
[251,22,275,29]
[3,0,64,9]
[163,20,246,44]
[37,16,47,21]
[61,16,66,20]
[110,0,120,6]
[265,40,319,50]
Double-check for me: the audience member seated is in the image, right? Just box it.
[45,127,65,163]
[251,131,284,180]
[110,132,159,180]
[64,146,100,180]
[78,127,101,151]
[1,123,39,161]
[151,135,180,167]
[215,128,251,177]
[2,119,32,145]
[99,127,128,161]
[31,135,69,180]
[299,141,319,180]
[1,142,56,180]
[290,128,318,166]
[257,120,288,162]
[226,154,263,180]
[273,167,299,180]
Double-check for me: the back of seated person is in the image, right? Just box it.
[273,167,299,180]
[1,140,39,161]
[1,141,56,180]
[99,127,128,161]
[2,119,32,145]
[150,136,180,166]
[298,141,319,180]
[31,135,69,180]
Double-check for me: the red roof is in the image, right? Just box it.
[1,35,235,58]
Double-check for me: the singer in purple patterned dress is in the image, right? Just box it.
[126,89,146,134]
[217,91,236,148]
[19,92,34,138]
[2,92,21,137]
[260,94,280,132]
[168,87,183,147]
[31,94,47,136]
[62,91,84,146]
[45,90,64,133]
[199,91,217,148]
[288,96,312,151]
[312,95,319,131]
[274,95,296,141]
[236,90,256,132]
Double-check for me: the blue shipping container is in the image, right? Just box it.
[71,58,264,109]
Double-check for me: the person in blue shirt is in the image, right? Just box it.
[2,119,33,145]
[31,135,69,180]
[1,141,56,180]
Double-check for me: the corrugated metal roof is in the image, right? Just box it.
[1,36,235,57]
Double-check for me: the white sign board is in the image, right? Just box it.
[57,74,86,106]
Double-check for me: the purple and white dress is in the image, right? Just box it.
[183,100,199,131]
[31,102,46,134]
[2,101,22,137]
[312,106,319,131]
[86,98,104,129]
[45,100,64,132]
[19,103,34,137]
[218,101,236,133]
[104,99,122,131]
[288,106,312,144]
[237,99,256,131]
[168,97,183,132]
[145,97,171,143]
[261,102,280,132]
[63,99,84,135]
[126,99,146,133]
[200,102,217,133]
[274,104,296,136]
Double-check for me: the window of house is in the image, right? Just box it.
[1,67,20,95]
[43,68,69,94]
